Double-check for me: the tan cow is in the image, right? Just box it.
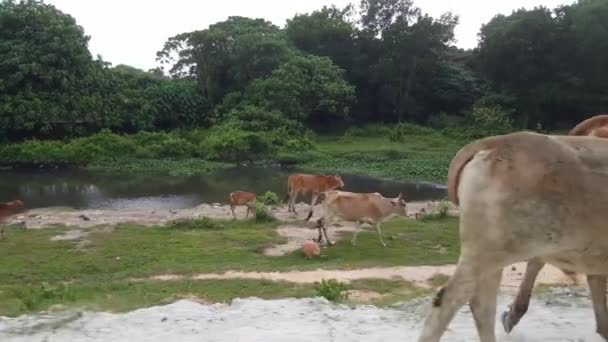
[314,190,407,247]
[228,191,256,220]
[502,114,608,337]
[418,131,608,342]
[285,173,344,220]
[0,200,25,239]
[570,114,608,137]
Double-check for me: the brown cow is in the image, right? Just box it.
[502,114,608,337]
[228,191,256,220]
[285,173,344,220]
[418,131,608,341]
[314,190,407,247]
[0,200,25,240]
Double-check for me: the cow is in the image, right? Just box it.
[284,173,344,220]
[570,114,608,138]
[228,191,256,220]
[418,131,608,342]
[314,190,407,247]
[0,200,25,240]
[502,114,608,337]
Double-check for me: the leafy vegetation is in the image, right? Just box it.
[315,279,349,302]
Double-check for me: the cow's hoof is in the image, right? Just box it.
[501,309,514,333]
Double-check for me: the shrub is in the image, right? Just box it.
[387,123,438,142]
[258,191,280,206]
[201,127,274,163]
[254,202,276,222]
[147,137,198,159]
[315,279,349,302]
[466,104,514,138]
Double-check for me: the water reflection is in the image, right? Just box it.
[0,167,446,210]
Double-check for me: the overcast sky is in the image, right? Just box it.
[46,0,576,71]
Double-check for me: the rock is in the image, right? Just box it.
[302,240,321,259]
[79,214,91,221]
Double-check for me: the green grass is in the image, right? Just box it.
[0,216,459,316]
[295,128,468,183]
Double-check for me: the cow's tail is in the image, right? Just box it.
[305,192,328,222]
[447,136,501,205]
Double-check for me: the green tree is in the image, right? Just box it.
[246,55,356,124]
[0,0,97,139]
[157,17,292,105]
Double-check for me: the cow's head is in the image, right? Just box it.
[390,193,407,217]
[332,174,345,189]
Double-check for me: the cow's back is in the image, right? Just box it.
[290,174,337,193]
[325,191,383,221]
[456,132,608,252]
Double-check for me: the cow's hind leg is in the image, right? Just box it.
[471,269,503,342]
[588,274,608,340]
[321,224,333,246]
[418,257,481,342]
[315,218,324,243]
[305,193,319,222]
[230,205,237,220]
[501,258,545,333]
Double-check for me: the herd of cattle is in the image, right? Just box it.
[3,114,608,341]
[230,172,408,247]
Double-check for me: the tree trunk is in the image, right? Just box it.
[400,55,418,122]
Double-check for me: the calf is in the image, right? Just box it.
[315,191,407,247]
[285,173,344,220]
[0,200,25,239]
[228,191,256,220]
[502,114,608,337]
[418,131,608,342]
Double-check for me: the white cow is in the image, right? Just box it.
[418,131,608,342]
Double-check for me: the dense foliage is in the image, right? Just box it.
[1,0,607,161]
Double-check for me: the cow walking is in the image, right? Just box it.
[314,190,407,247]
[285,173,344,221]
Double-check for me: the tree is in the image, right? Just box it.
[246,55,356,124]
[375,12,458,121]
[157,17,292,105]
[0,0,97,139]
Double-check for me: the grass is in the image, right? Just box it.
[0,216,459,316]
[283,126,468,184]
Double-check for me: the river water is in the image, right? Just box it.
[0,167,446,210]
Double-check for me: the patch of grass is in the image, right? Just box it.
[315,279,349,302]
[426,273,450,287]
[0,216,459,315]
[348,278,431,306]
[0,280,316,317]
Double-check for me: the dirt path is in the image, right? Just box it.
[139,262,582,294]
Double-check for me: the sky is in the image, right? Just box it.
[47,0,577,71]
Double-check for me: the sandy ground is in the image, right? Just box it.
[138,262,582,295]
[1,295,604,342]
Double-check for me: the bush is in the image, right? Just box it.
[466,104,514,138]
[254,202,276,222]
[147,137,198,159]
[343,125,391,138]
[69,129,138,161]
[387,123,439,142]
[201,127,274,163]
[315,279,349,302]
[258,191,280,206]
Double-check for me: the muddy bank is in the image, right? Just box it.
[0,296,603,342]
[7,201,457,229]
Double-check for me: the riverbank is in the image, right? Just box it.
[0,125,468,184]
